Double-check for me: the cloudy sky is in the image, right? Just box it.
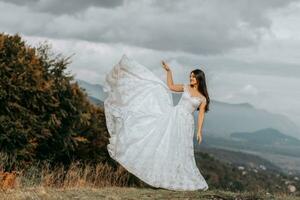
[1,0,300,126]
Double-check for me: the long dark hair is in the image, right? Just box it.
[189,69,210,112]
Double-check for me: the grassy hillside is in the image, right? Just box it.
[1,150,299,196]
[194,152,299,194]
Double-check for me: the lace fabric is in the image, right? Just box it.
[104,54,208,191]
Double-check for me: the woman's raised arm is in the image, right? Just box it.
[161,60,184,92]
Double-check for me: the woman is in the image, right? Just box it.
[161,60,210,144]
[103,54,210,191]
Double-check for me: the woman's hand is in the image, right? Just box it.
[161,60,171,72]
[197,130,202,144]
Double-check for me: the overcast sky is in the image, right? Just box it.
[1,0,300,126]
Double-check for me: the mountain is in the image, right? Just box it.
[196,99,300,140]
[201,133,300,158]
[201,135,300,174]
[74,79,106,101]
[197,127,300,174]
[195,145,282,172]
[150,83,300,139]
[230,128,300,146]
[88,96,103,107]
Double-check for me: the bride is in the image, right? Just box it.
[103,54,210,191]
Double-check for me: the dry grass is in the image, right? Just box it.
[2,161,139,189]
[0,152,299,199]
[1,186,300,200]
[0,150,145,190]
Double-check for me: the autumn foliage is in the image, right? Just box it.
[0,33,111,170]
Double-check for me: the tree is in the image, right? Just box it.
[0,33,110,170]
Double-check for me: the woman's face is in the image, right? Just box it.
[190,72,197,85]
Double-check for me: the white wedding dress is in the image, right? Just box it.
[103,54,208,191]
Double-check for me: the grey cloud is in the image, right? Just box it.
[1,0,38,6]
[54,0,296,55]
[0,0,124,14]
[0,0,297,55]
[150,0,295,28]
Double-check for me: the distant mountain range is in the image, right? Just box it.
[75,78,300,140]
[196,99,300,140]
[200,128,300,157]
[231,128,300,146]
